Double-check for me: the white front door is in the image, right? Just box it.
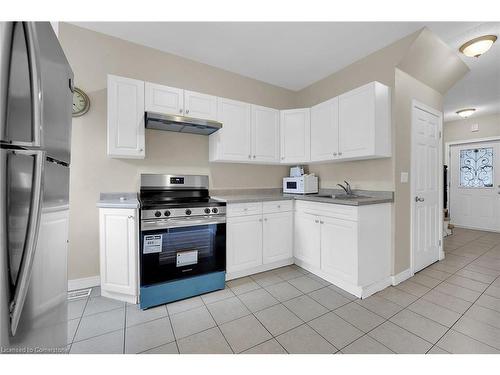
[450,141,500,232]
[412,104,442,273]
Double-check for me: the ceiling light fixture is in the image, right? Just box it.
[456,108,476,118]
[459,35,497,57]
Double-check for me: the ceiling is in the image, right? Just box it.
[72,22,499,121]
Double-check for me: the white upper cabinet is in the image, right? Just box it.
[338,81,391,160]
[184,90,217,121]
[107,75,145,159]
[280,108,311,164]
[310,97,339,162]
[210,98,252,162]
[145,82,184,115]
[251,105,280,163]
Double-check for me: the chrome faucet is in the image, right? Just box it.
[337,180,353,196]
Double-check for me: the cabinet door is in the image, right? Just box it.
[184,90,217,121]
[311,97,339,162]
[338,83,375,159]
[320,216,357,283]
[99,208,138,297]
[263,211,293,264]
[107,75,145,158]
[217,98,252,161]
[145,82,184,115]
[251,105,280,163]
[280,108,310,163]
[294,212,320,268]
[227,215,263,273]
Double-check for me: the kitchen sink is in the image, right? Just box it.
[314,194,370,200]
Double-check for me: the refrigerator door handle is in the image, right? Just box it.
[9,149,45,336]
[25,22,42,147]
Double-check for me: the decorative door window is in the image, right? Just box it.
[459,147,494,188]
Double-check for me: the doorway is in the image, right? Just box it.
[411,101,443,273]
[449,140,500,232]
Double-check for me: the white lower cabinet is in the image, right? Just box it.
[227,215,263,273]
[98,207,139,304]
[294,200,391,298]
[226,201,293,279]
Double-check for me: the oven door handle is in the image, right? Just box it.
[141,216,226,231]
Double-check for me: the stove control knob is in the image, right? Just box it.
[164,210,171,217]
[212,208,219,214]
[185,209,192,216]
[154,211,162,218]
[204,208,211,214]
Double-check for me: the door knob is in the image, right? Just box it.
[415,196,425,202]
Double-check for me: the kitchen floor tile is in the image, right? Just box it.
[427,346,450,354]
[328,284,358,300]
[226,277,261,295]
[342,335,394,354]
[308,287,351,310]
[417,268,452,281]
[389,309,448,344]
[219,314,272,353]
[254,304,303,336]
[395,280,431,297]
[205,297,250,325]
[67,299,87,320]
[200,287,235,305]
[242,339,287,354]
[410,273,442,288]
[433,282,482,303]
[454,269,497,284]
[464,304,500,329]
[177,327,232,354]
[421,290,472,314]
[485,285,500,298]
[89,286,101,298]
[376,287,418,307]
[407,299,461,327]
[368,321,432,354]
[250,271,284,287]
[273,267,305,281]
[237,288,279,312]
[334,302,385,332]
[452,315,500,350]
[126,304,168,327]
[74,308,125,342]
[141,342,179,354]
[446,275,489,293]
[125,317,175,354]
[166,296,204,315]
[276,324,337,354]
[475,294,500,313]
[283,295,328,322]
[355,295,403,319]
[287,275,324,293]
[308,312,363,349]
[264,281,303,302]
[436,329,500,354]
[83,296,125,316]
[70,329,124,354]
[67,319,79,344]
[169,306,216,339]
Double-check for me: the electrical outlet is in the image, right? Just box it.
[400,172,409,183]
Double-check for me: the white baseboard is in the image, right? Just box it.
[391,268,413,286]
[226,258,294,281]
[68,276,100,291]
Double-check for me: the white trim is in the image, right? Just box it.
[68,276,100,291]
[226,258,294,281]
[410,100,443,275]
[391,268,413,285]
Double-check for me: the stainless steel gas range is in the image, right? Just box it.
[139,174,226,309]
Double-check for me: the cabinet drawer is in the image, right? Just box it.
[295,200,358,221]
[263,200,293,214]
[227,202,263,217]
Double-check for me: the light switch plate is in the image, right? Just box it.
[400,172,409,183]
[471,123,479,132]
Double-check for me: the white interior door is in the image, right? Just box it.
[450,141,500,231]
[412,104,442,273]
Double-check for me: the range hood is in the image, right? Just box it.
[145,112,222,135]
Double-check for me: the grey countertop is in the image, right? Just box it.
[96,192,140,209]
[211,189,394,206]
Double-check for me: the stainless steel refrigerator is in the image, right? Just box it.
[1,22,73,353]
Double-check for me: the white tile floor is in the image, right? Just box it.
[67,228,500,354]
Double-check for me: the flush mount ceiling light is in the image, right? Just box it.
[459,35,497,57]
[456,108,476,118]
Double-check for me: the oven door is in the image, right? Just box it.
[140,216,226,286]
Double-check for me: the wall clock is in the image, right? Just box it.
[72,87,90,117]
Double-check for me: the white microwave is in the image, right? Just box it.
[283,175,318,194]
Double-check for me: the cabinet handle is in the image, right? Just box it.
[277,205,281,208]
[264,218,267,221]
[320,221,324,224]
[281,157,285,160]
[179,109,183,114]
[248,155,251,159]
[186,109,190,114]
[338,152,343,156]
[333,152,337,157]
[139,148,143,152]
[259,218,263,222]
[243,208,248,211]
[315,220,319,223]
[128,215,134,219]
[253,155,256,159]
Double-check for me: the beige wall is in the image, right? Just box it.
[60,23,296,280]
[444,113,500,144]
[393,69,443,274]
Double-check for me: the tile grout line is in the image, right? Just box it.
[200,291,235,354]
[165,304,181,354]
[68,294,92,352]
